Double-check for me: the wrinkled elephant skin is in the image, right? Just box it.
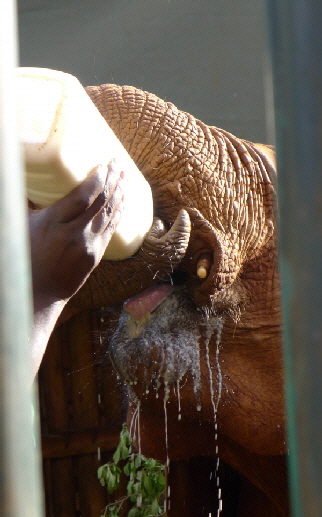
[71,85,288,516]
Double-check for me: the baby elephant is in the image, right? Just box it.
[73,83,287,517]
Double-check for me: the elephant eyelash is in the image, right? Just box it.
[170,269,187,285]
[158,270,187,287]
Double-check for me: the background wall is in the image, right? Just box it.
[18,0,273,144]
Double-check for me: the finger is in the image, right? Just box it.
[90,182,124,235]
[84,204,123,266]
[99,203,123,249]
[74,165,125,232]
[82,161,124,224]
[45,163,109,224]
[69,160,124,226]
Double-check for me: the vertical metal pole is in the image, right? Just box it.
[267,1,322,516]
[0,1,44,516]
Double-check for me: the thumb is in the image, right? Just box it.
[40,163,109,224]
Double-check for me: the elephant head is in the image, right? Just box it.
[70,85,287,516]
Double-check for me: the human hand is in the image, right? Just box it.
[29,159,125,310]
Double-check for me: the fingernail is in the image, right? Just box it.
[96,164,108,182]
[108,160,127,184]
[108,158,118,170]
[106,159,119,177]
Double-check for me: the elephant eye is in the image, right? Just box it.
[171,269,187,285]
[160,269,187,286]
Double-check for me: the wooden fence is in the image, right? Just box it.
[39,309,128,517]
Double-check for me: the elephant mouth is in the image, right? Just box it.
[109,281,203,390]
[108,223,224,399]
[122,267,188,320]
[122,283,174,320]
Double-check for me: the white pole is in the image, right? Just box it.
[0,1,44,516]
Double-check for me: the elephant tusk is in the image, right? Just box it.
[197,252,213,279]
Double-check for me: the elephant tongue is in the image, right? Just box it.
[124,284,173,320]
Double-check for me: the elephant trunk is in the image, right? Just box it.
[85,84,276,297]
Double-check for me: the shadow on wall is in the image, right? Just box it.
[18,0,272,143]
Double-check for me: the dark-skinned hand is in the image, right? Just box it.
[29,159,125,379]
[29,159,125,307]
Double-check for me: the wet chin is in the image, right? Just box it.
[109,288,199,388]
[109,286,222,403]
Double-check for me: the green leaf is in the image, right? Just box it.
[134,455,142,469]
[128,507,140,517]
[157,472,165,488]
[97,425,165,515]
[133,482,141,494]
[127,478,135,494]
[123,462,131,476]
[107,472,116,494]
[113,446,121,464]
[123,427,132,446]
[143,474,152,494]
[151,498,160,514]
[145,458,156,468]
[97,465,105,479]
[110,464,119,475]
[120,442,130,460]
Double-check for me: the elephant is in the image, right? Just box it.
[67,84,288,516]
